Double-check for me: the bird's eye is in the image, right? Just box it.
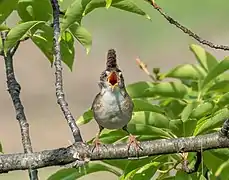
[118,72,122,76]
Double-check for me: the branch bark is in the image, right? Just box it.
[0,131,229,173]
[147,0,229,51]
[50,0,83,142]
[0,32,38,179]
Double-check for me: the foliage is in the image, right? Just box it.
[51,44,229,179]
[1,0,229,180]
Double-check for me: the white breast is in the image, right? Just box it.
[96,89,130,129]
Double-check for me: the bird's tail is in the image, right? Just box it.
[106,49,118,68]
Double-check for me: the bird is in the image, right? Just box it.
[91,49,141,152]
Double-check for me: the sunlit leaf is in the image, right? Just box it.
[69,23,92,54]
[127,123,172,138]
[60,31,75,70]
[190,44,218,72]
[190,101,214,119]
[165,64,206,80]
[126,81,154,98]
[194,108,229,135]
[201,57,229,89]
[131,111,169,128]
[61,0,90,32]
[105,0,112,8]
[181,101,198,122]
[144,81,188,99]
[132,99,164,114]
[76,109,93,125]
[218,92,229,107]
[0,24,10,31]
[4,21,45,52]
[83,0,150,20]
[207,80,229,93]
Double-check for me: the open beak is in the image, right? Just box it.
[107,72,118,91]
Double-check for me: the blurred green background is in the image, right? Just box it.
[0,0,229,179]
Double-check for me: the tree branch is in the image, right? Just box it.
[50,0,83,142]
[146,0,229,51]
[0,32,38,179]
[1,130,229,173]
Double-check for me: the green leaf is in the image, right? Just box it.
[131,111,169,128]
[122,158,152,179]
[144,81,188,99]
[163,99,186,119]
[106,0,112,8]
[204,151,229,180]
[61,0,90,32]
[201,57,229,89]
[126,81,154,98]
[17,0,52,21]
[69,23,92,54]
[60,31,75,70]
[181,101,198,122]
[103,159,130,170]
[76,109,93,125]
[32,32,53,63]
[83,0,150,19]
[218,92,229,107]
[175,171,192,180]
[127,161,160,180]
[111,0,150,20]
[215,159,229,177]
[194,108,229,135]
[0,0,18,24]
[190,44,218,72]
[169,119,183,137]
[132,99,164,114]
[183,119,197,137]
[207,80,229,93]
[48,163,120,180]
[4,21,44,52]
[190,101,214,119]
[97,129,126,144]
[127,123,172,138]
[0,24,10,31]
[165,64,206,80]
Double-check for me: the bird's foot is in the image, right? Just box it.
[127,134,143,156]
[92,137,107,153]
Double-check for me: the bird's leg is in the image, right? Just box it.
[92,125,104,152]
[122,125,143,156]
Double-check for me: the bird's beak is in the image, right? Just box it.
[107,72,118,91]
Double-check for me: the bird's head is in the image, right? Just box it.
[99,49,125,92]
[99,68,124,92]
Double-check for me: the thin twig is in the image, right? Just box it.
[146,0,229,51]
[181,151,201,173]
[136,58,156,81]
[0,32,38,180]
[50,0,83,142]
[0,129,229,173]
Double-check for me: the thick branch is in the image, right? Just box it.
[50,0,83,142]
[1,32,38,179]
[0,132,229,173]
[147,0,229,51]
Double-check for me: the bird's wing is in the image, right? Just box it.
[91,93,102,111]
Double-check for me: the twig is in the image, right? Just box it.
[0,32,38,179]
[136,58,156,81]
[50,0,83,142]
[0,130,229,173]
[146,0,229,51]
